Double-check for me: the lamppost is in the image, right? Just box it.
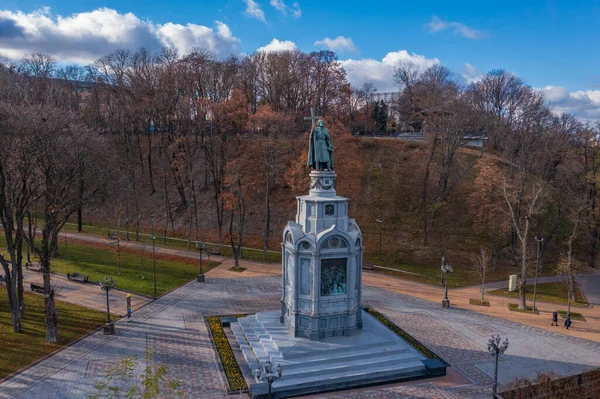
[487,334,509,397]
[100,275,115,335]
[151,218,156,297]
[533,237,544,313]
[376,219,383,262]
[255,360,282,399]
[441,260,453,308]
[196,241,205,282]
[64,230,67,264]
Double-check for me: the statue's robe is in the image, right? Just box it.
[308,127,334,170]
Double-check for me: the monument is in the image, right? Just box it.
[231,114,446,398]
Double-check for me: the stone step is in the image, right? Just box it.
[230,322,260,372]
[280,346,412,371]
[271,360,426,390]
[283,341,396,361]
[238,317,284,362]
[278,352,423,381]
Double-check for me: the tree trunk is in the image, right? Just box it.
[518,220,529,310]
[263,172,270,261]
[1,261,21,333]
[421,140,437,246]
[41,224,58,343]
[49,230,60,258]
[77,161,84,233]
[229,210,239,270]
[492,222,498,271]
[125,194,131,241]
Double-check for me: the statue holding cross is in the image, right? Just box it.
[305,108,334,171]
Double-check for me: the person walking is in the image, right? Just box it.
[564,315,572,330]
[552,310,558,326]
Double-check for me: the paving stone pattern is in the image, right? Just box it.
[1,277,599,399]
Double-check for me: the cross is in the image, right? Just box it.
[303,107,323,129]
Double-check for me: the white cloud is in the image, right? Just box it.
[269,0,301,18]
[339,50,440,92]
[244,0,266,23]
[425,16,485,40]
[542,86,600,121]
[0,7,241,63]
[257,38,297,52]
[462,63,483,84]
[314,36,358,54]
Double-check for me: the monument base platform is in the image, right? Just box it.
[231,310,445,399]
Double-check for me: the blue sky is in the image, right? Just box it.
[1,0,600,118]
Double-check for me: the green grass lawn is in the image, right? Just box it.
[0,286,106,379]
[508,303,537,313]
[488,282,587,307]
[63,222,283,263]
[368,259,550,288]
[371,262,468,287]
[1,236,219,297]
[557,310,586,321]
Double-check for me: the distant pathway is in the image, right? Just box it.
[24,270,152,316]
[578,272,600,305]
[63,231,228,263]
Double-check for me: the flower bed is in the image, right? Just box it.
[366,308,448,365]
[206,316,248,392]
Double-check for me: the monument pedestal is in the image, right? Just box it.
[281,171,363,340]
[232,310,430,399]
[230,143,447,397]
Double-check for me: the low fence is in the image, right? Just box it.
[500,368,600,399]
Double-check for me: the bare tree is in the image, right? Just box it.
[503,180,546,310]
[23,103,106,342]
[470,248,491,302]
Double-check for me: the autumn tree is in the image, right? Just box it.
[469,158,509,269]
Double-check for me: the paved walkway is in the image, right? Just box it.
[39,233,600,343]
[579,272,600,305]
[1,270,599,399]
[24,270,152,316]
[63,231,229,263]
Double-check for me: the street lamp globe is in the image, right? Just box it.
[488,334,509,396]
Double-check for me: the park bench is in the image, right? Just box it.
[67,272,89,283]
[30,283,44,294]
[362,261,374,271]
[25,262,43,272]
[207,246,222,256]
[107,233,119,240]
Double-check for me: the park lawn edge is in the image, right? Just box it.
[508,303,537,313]
[206,315,248,393]
[469,298,490,306]
[488,282,588,307]
[557,310,586,322]
[0,289,109,383]
[365,307,449,365]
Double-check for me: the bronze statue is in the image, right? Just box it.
[307,120,334,171]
